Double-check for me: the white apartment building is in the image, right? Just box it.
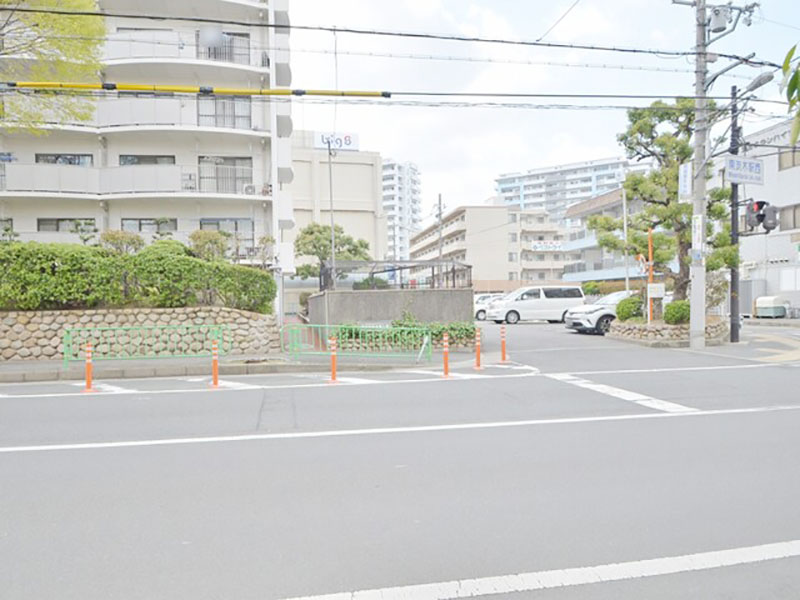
[496,157,651,224]
[381,160,422,260]
[713,119,800,310]
[410,205,577,292]
[288,131,387,262]
[0,1,295,274]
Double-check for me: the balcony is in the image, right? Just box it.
[563,230,599,251]
[0,164,269,198]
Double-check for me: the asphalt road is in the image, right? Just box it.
[2,322,800,599]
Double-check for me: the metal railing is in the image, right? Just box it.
[62,324,231,367]
[283,324,432,362]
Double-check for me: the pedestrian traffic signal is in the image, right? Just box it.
[762,205,779,232]
[745,200,766,230]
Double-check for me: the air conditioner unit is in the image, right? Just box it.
[243,184,257,195]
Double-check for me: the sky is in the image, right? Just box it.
[289,0,800,223]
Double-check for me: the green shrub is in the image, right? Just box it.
[616,296,643,322]
[211,263,276,314]
[664,300,691,325]
[582,281,601,296]
[353,276,390,290]
[392,312,476,345]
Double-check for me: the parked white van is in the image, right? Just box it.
[485,286,585,324]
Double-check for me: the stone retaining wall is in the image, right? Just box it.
[0,307,280,361]
[608,319,729,347]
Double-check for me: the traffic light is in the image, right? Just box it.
[745,200,767,230]
[762,205,779,232]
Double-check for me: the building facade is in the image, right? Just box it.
[381,160,422,260]
[0,0,295,277]
[715,119,800,310]
[409,205,576,292]
[495,157,650,224]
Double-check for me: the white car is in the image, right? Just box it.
[474,293,504,320]
[486,286,585,324]
[565,290,636,335]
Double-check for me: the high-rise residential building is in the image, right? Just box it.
[495,157,651,224]
[381,160,422,260]
[409,205,577,292]
[0,1,295,298]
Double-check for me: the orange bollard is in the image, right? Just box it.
[475,327,482,370]
[501,325,508,363]
[83,342,95,393]
[443,332,450,378]
[211,339,219,388]
[329,336,338,383]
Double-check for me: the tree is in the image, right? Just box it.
[70,218,97,246]
[0,0,105,131]
[99,230,144,255]
[254,234,275,269]
[782,45,800,144]
[1,221,19,243]
[189,230,229,261]
[588,99,736,301]
[153,218,175,241]
[293,223,370,290]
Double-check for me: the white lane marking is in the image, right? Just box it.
[560,363,772,376]
[334,377,379,385]
[545,374,695,414]
[0,404,797,454]
[216,379,261,390]
[278,539,800,600]
[71,382,137,394]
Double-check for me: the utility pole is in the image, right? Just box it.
[620,169,630,293]
[327,138,336,291]
[689,0,708,350]
[729,85,741,343]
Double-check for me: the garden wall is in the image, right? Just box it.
[608,319,729,348]
[0,307,280,361]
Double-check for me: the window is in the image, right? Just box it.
[779,204,800,231]
[508,213,517,223]
[537,217,545,224]
[120,155,176,166]
[537,254,546,261]
[0,218,11,231]
[198,156,253,194]
[200,218,254,251]
[779,149,800,171]
[198,96,251,129]
[508,252,518,262]
[122,218,177,233]
[509,232,518,243]
[35,153,93,166]
[37,218,95,232]
[520,288,540,300]
[508,272,518,281]
[553,254,561,261]
[197,31,250,64]
[538,273,546,280]
[544,287,583,298]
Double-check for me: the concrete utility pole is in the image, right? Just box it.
[327,138,336,291]
[689,0,708,350]
[729,85,741,343]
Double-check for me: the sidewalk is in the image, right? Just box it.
[0,351,474,384]
[742,318,800,329]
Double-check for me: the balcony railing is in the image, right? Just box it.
[0,164,267,196]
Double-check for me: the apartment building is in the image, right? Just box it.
[495,157,651,224]
[409,205,576,292]
[288,131,387,262]
[0,1,295,272]
[381,160,422,260]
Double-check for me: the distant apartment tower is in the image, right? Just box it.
[495,157,650,224]
[382,160,422,260]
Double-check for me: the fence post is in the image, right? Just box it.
[475,327,482,370]
[62,331,72,369]
[211,339,219,388]
[83,342,95,393]
[329,336,337,383]
[501,325,508,363]
[442,332,450,378]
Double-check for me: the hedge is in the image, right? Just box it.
[616,296,643,322]
[664,300,691,325]
[0,240,276,314]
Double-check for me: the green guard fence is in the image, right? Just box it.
[283,323,432,362]
[62,324,232,367]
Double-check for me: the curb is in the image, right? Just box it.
[743,319,800,329]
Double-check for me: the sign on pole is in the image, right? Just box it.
[678,162,693,200]
[726,156,764,185]
[314,132,360,152]
[648,283,666,299]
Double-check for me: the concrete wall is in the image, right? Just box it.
[0,307,280,362]
[308,289,473,325]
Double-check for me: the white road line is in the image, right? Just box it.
[335,377,380,385]
[559,363,773,376]
[0,404,797,454]
[71,382,137,394]
[545,374,695,414]
[216,379,261,390]
[278,539,800,600]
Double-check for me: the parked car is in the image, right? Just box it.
[565,290,636,335]
[486,286,585,324]
[474,293,504,320]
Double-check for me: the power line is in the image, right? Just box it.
[537,0,581,42]
[0,5,782,68]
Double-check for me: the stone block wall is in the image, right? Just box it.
[0,307,280,361]
[608,319,730,348]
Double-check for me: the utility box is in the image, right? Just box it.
[755,296,790,318]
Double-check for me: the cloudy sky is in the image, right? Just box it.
[289,0,800,222]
